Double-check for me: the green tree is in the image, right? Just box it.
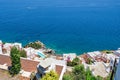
[64,64,111,80]
[86,58,93,64]
[86,68,96,80]
[67,57,80,66]
[73,64,85,75]
[72,57,80,66]
[41,70,59,80]
[96,76,103,80]
[9,47,21,76]
[67,61,73,66]
[20,49,27,58]
[63,74,73,80]
[72,64,86,80]
[72,64,99,80]
[86,68,92,80]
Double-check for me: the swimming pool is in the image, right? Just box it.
[37,52,45,58]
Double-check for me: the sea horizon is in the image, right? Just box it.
[0,0,120,55]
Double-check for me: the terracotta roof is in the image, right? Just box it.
[55,65,63,77]
[0,54,39,72]
[21,58,39,72]
[0,54,11,66]
[94,56,107,63]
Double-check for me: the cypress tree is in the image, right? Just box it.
[9,46,21,76]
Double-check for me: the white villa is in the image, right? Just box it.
[24,47,46,61]
[63,53,77,61]
[2,42,22,54]
[0,40,2,54]
[36,58,67,80]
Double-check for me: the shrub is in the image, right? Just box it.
[20,49,27,58]
[72,57,80,65]
[30,72,36,80]
[86,58,93,64]
[67,57,80,66]
[41,70,59,80]
[101,50,113,54]
[67,61,73,66]
[63,74,73,80]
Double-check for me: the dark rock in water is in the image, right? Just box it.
[44,49,55,54]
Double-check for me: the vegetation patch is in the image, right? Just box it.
[101,50,113,54]
[41,70,59,80]
[9,47,21,76]
[20,49,27,58]
[24,41,44,49]
[63,64,112,80]
[67,57,81,66]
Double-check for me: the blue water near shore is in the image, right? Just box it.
[0,0,120,55]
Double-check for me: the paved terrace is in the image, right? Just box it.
[0,69,19,80]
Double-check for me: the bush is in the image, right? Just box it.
[65,64,109,80]
[20,49,27,58]
[72,65,97,80]
[101,50,113,54]
[86,58,93,64]
[30,72,36,80]
[72,57,80,65]
[41,70,59,80]
[67,61,73,66]
[96,76,103,80]
[67,57,80,66]
[86,68,96,80]
[63,74,73,80]
[72,64,86,80]
[73,64,85,75]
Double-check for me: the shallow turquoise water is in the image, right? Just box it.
[0,0,120,55]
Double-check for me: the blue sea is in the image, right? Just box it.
[0,0,120,55]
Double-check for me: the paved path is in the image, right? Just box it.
[0,69,19,80]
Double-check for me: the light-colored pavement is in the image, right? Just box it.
[0,69,19,80]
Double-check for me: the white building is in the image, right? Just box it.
[3,42,22,54]
[87,51,101,58]
[36,58,67,80]
[113,48,120,63]
[0,40,3,54]
[24,47,46,60]
[13,43,22,49]
[63,53,76,61]
[24,47,36,59]
[114,59,120,80]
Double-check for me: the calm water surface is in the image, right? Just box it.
[0,0,120,54]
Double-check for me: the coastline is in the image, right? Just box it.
[3,40,117,56]
[0,39,120,79]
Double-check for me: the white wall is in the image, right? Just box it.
[114,59,120,80]
[0,40,2,54]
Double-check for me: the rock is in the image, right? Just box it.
[44,49,55,54]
